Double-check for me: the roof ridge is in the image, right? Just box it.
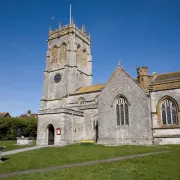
[157,71,180,76]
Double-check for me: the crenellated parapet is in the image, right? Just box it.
[48,22,91,45]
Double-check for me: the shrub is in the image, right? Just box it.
[0,117,37,140]
[79,140,95,146]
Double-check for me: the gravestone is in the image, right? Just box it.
[16,137,33,145]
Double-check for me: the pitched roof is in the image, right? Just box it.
[0,112,11,118]
[70,83,106,95]
[154,72,180,82]
[19,113,38,119]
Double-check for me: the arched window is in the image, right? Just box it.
[83,49,87,63]
[78,98,85,105]
[76,45,81,64]
[52,46,58,63]
[60,43,66,63]
[115,96,129,126]
[161,99,178,125]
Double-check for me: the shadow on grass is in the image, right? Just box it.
[1,157,10,162]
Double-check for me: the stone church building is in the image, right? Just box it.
[37,21,180,146]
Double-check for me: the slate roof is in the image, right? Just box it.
[71,83,106,95]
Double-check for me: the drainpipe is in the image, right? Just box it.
[149,94,154,145]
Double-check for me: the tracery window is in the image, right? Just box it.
[76,45,81,63]
[60,43,66,63]
[161,99,178,125]
[116,96,129,126]
[52,46,58,63]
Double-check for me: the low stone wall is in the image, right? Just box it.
[16,137,33,145]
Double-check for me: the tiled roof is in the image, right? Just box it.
[0,112,9,117]
[71,83,106,95]
[154,72,180,82]
[20,114,38,119]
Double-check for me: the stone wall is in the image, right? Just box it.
[98,66,152,145]
[150,89,180,144]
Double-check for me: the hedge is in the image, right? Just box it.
[0,117,37,140]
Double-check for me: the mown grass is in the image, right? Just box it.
[0,143,174,174]
[0,140,35,152]
[5,149,180,180]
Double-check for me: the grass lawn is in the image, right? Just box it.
[0,143,177,175]
[5,149,180,180]
[0,140,36,152]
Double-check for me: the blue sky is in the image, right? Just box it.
[0,0,179,117]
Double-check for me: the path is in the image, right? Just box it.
[0,151,168,179]
[1,146,44,156]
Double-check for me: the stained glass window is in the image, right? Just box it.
[116,96,129,126]
[161,99,178,125]
[116,104,120,126]
[121,104,124,125]
[125,103,129,125]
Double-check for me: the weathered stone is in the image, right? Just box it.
[16,137,33,145]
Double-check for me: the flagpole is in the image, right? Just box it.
[70,4,71,23]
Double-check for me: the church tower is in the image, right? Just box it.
[42,21,92,101]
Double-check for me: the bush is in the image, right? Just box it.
[0,117,37,140]
[79,140,95,146]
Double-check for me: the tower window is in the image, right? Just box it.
[83,49,87,63]
[161,99,178,125]
[76,45,81,64]
[60,43,66,63]
[52,46,58,63]
[115,96,129,126]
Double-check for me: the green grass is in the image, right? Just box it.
[0,140,36,152]
[0,143,172,174]
[5,149,180,180]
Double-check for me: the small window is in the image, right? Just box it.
[79,98,85,105]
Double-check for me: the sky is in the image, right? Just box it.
[0,0,180,117]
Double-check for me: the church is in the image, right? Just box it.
[37,20,180,146]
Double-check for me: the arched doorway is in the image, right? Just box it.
[48,124,54,145]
